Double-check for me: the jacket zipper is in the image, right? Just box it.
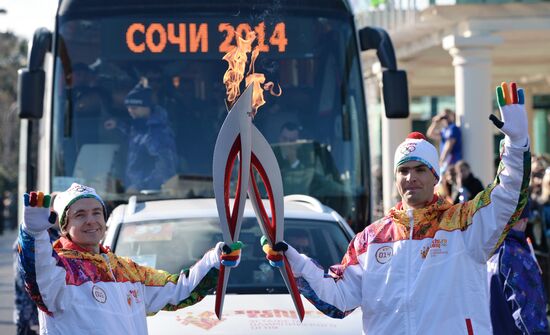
[406,209,414,335]
[102,254,117,282]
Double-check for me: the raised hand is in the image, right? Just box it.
[261,236,288,268]
[22,191,57,234]
[219,241,243,267]
[489,82,528,146]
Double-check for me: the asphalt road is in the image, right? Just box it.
[0,228,18,335]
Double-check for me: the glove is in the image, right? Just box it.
[261,235,288,268]
[489,82,528,147]
[22,191,57,235]
[219,241,243,267]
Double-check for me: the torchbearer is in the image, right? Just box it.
[17,183,239,335]
[264,82,531,334]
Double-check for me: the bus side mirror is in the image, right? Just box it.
[18,69,46,119]
[382,70,409,119]
[18,27,52,119]
[359,27,397,70]
[359,26,409,118]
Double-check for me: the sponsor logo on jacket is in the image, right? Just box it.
[420,238,449,259]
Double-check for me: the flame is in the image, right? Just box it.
[223,31,255,109]
[222,29,282,116]
[264,81,282,97]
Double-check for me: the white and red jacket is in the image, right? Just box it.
[285,141,530,334]
[17,231,220,335]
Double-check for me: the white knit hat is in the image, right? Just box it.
[394,132,440,180]
[53,183,107,230]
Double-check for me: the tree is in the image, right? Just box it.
[0,32,28,191]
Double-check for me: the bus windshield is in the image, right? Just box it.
[51,12,369,227]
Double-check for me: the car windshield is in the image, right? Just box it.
[113,217,350,294]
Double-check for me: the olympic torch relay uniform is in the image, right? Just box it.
[284,142,530,333]
[18,231,219,335]
[17,186,220,335]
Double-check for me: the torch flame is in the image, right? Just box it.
[245,72,266,115]
[223,31,255,109]
[264,82,282,97]
[222,29,282,117]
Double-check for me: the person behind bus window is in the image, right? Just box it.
[263,82,530,334]
[17,183,240,335]
[67,63,96,95]
[278,122,305,170]
[276,122,345,205]
[256,103,301,144]
[105,82,178,193]
[274,122,315,196]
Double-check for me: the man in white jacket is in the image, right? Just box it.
[17,183,240,335]
[265,82,531,334]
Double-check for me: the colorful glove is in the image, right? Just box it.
[220,241,243,267]
[489,82,528,146]
[261,236,288,268]
[22,191,57,234]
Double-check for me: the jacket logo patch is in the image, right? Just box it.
[92,285,107,303]
[423,239,449,258]
[375,246,393,264]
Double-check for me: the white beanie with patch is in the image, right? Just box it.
[53,183,107,230]
[394,132,440,181]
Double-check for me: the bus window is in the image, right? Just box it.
[51,10,369,228]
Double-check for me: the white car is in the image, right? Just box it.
[103,195,362,334]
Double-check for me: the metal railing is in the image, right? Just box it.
[355,0,550,33]
[355,0,425,33]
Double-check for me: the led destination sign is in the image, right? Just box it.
[102,20,289,60]
[126,22,287,54]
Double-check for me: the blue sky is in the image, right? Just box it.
[0,0,57,39]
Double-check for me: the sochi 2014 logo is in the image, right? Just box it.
[399,143,417,156]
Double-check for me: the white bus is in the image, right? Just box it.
[18,0,408,231]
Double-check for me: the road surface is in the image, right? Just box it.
[0,228,17,335]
